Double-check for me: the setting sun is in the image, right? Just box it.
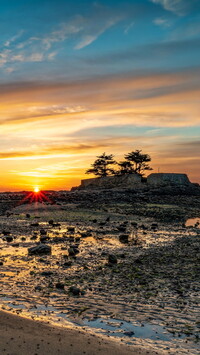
[34,187,40,193]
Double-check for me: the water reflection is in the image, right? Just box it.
[185,218,200,227]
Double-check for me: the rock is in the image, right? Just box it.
[69,245,79,255]
[131,222,138,228]
[41,271,53,276]
[30,235,37,240]
[2,230,11,235]
[55,282,65,290]
[117,225,126,232]
[35,285,42,291]
[12,243,19,247]
[69,286,81,296]
[68,247,75,256]
[63,261,72,268]
[67,226,75,233]
[40,235,50,243]
[80,231,91,238]
[40,229,47,235]
[108,254,118,264]
[5,236,13,243]
[134,258,143,264]
[124,331,135,337]
[28,244,51,255]
[26,213,30,218]
[119,234,129,244]
[0,261,3,266]
[140,224,148,230]
[151,223,158,230]
[48,220,54,225]
[118,253,126,258]
[30,222,39,227]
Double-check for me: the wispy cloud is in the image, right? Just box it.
[153,17,171,27]
[151,0,198,16]
[124,21,134,34]
[0,142,108,160]
[0,67,199,131]
[0,5,123,72]
[4,30,24,47]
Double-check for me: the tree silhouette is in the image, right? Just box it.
[122,149,152,176]
[86,153,116,177]
[115,161,133,175]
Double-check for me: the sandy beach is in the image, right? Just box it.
[0,310,163,355]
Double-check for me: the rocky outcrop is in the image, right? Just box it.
[147,173,191,187]
[78,173,193,191]
[80,174,143,190]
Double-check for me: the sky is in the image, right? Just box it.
[0,0,200,191]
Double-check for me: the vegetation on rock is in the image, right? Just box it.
[86,150,153,177]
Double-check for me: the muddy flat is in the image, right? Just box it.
[0,191,200,354]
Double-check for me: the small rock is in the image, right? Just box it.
[28,244,51,255]
[30,223,39,227]
[68,247,75,256]
[124,331,135,337]
[40,229,47,235]
[69,286,81,296]
[63,261,72,268]
[41,271,53,276]
[2,230,11,235]
[55,282,65,290]
[5,236,13,243]
[119,234,129,244]
[67,226,75,233]
[108,254,118,264]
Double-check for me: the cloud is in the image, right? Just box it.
[0,143,108,160]
[4,30,24,47]
[153,17,171,27]
[0,4,123,72]
[151,0,198,16]
[124,21,134,34]
[0,66,199,131]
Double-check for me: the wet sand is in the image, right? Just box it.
[0,310,162,355]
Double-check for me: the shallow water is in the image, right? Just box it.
[0,295,183,343]
[83,317,179,341]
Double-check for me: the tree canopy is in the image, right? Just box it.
[121,150,152,176]
[85,152,116,177]
[86,150,153,177]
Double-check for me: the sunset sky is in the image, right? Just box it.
[0,0,200,191]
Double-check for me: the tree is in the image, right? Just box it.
[115,161,133,175]
[122,149,152,176]
[86,153,116,177]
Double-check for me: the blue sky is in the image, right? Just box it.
[0,0,200,190]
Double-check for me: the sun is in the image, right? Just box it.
[34,187,40,193]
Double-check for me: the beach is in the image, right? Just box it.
[0,310,162,355]
[0,190,200,354]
